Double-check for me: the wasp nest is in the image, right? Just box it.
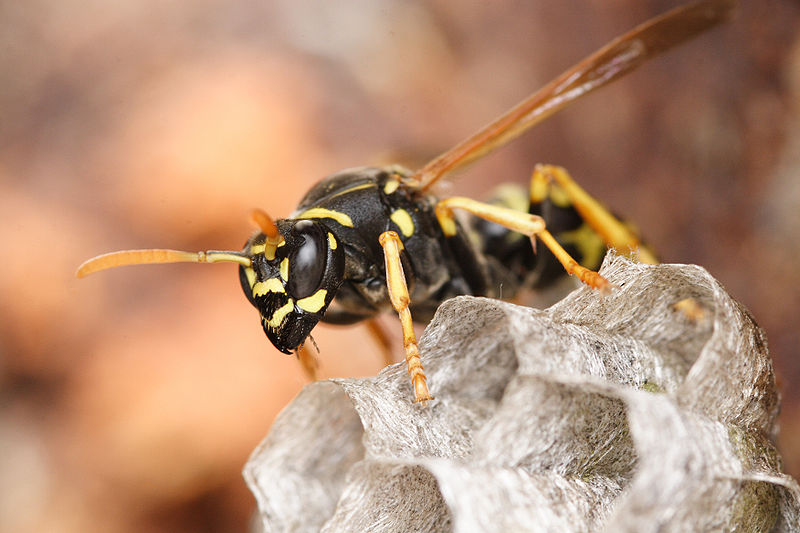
[245,253,800,532]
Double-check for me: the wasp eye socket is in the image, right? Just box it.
[287,220,327,299]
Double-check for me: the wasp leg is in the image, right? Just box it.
[530,165,713,321]
[531,164,658,265]
[366,319,396,368]
[378,231,433,403]
[436,198,611,291]
[295,343,320,382]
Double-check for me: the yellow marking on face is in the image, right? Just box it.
[328,232,337,250]
[252,277,284,297]
[250,243,266,255]
[280,257,289,281]
[267,299,294,329]
[383,179,400,195]
[243,266,257,288]
[296,289,328,313]
[390,209,415,237]
[296,208,354,227]
[328,182,376,200]
[277,240,286,247]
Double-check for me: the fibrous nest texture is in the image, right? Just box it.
[245,254,800,532]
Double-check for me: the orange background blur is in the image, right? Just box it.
[2,1,799,532]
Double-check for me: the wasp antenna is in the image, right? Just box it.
[75,249,251,278]
[250,208,281,239]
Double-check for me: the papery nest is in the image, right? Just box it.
[245,253,800,533]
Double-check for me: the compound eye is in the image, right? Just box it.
[287,221,327,299]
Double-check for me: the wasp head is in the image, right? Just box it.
[239,219,345,354]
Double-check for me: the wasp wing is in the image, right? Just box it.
[412,0,735,192]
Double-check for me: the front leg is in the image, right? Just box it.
[378,231,433,403]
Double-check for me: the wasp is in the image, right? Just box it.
[77,0,734,403]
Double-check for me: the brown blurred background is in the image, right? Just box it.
[1,1,799,531]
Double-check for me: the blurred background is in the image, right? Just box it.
[1,0,799,531]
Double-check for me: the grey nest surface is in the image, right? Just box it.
[245,254,800,533]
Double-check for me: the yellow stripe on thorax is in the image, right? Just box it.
[390,209,415,237]
[327,182,376,200]
[295,208,354,227]
[383,179,400,195]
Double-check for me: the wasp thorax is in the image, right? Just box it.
[238,218,345,354]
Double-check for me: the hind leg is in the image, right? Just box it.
[530,164,658,265]
[531,165,711,322]
[435,197,611,291]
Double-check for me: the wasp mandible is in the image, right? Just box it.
[77,0,734,403]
